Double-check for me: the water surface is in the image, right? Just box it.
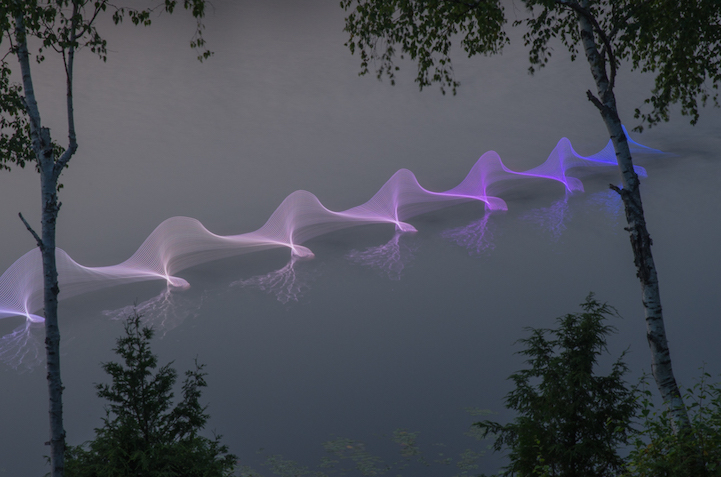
[1,2,720,475]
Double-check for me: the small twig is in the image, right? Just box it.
[586,89,605,112]
[609,183,622,196]
[18,212,44,250]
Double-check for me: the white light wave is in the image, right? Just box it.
[0,128,661,322]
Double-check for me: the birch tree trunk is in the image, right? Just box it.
[39,151,65,477]
[14,8,78,476]
[6,2,208,475]
[573,1,690,433]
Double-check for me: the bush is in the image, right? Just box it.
[474,294,638,477]
[624,371,721,477]
[65,311,237,477]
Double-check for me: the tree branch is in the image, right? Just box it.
[55,0,80,179]
[18,212,44,250]
[443,0,490,8]
[557,0,617,88]
[586,89,606,112]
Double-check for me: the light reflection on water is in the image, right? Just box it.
[442,211,497,256]
[101,286,208,335]
[0,320,44,372]
[232,255,321,304]
[522,196,572,242]
[346,232,419,281]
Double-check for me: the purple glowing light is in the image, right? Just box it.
[101,286,204,334]
[442,211,496,256]
[0,128,662,323]
[232,255,317,304]
[0,320,44,371]
[346,232,418,281]
[523,197,573,242]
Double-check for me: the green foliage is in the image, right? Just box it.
[624,371,721,477]
[110,0,213,62]
[340,1,629,92]
[236,429,484,477]
[475,295,638,477]
[0,0,213,171]
[341,0,508,94]
[0,61,32,171]
[617,1,721,128]
[1,1,212,63]
[65,312,236,477]
[342,0,721,128]
[515,0,621,76]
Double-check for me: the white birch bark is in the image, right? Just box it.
[571,0,690,433]
[14,5,78,476]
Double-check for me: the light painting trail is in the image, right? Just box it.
[0,128,662,324]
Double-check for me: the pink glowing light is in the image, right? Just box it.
[347,232,418,281]
[442,211,497,256]
[0,128,662,322]
[232,256,317,304]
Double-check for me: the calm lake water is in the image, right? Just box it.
[1,1,720,475]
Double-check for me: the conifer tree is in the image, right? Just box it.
[65,312,236,477]
[475,296,638,477]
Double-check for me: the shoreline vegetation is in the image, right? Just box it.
[62,300,721,477]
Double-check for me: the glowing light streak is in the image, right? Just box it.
[0,127,662,324]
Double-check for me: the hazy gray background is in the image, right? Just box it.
[1,1,720,475]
